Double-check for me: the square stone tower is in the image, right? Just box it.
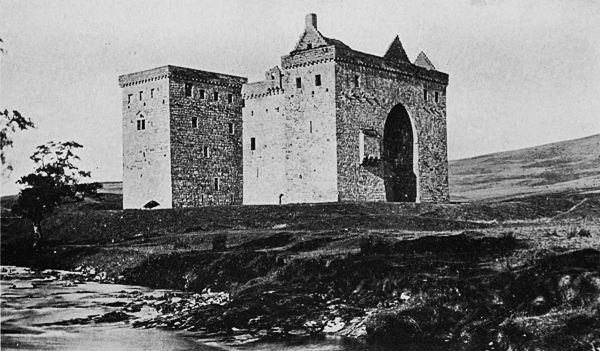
[243,14,449,204]
[119,66,247,209]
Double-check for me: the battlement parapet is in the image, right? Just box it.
[119,65,247,88]
[242,80,284,99]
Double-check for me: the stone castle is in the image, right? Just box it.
[119,14,449,209]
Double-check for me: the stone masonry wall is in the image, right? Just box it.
[280,62,338,204]
[242,61,338,205]
[120,67,173,209]
[169,68,246,207]
[335,61,449,203]
[242,90,287,205]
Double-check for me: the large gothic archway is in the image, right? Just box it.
[383,104,417,202]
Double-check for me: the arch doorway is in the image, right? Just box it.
[382,104,417,202]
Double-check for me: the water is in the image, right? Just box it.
[0,267,384,351]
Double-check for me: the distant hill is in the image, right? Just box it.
[98,181,123,194]
[450,134,600,201]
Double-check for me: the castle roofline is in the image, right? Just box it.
[282,14,448,85]
[119,65,247,88]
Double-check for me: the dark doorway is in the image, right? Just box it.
[382,104,416,202]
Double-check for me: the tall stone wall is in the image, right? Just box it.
[335,61,449,203]
[242,87,287,205]
[280,62,338,204]
[242,61,338,205]
[119,67,173,209]
[168,67,247,207]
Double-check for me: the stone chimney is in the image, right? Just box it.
[305,13,317,30]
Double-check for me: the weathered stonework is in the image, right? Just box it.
[119,66,246,209]
[120,13,449,208]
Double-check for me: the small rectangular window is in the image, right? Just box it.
[214,177,220,191]
[203,146,210,158]
[139,91,143,100]
[185,83,192,97]
[256,167,259,178]
[141,119,145,130]
[199,89,205,99]
[434,91,440,103]
[423,89,428,101]
[354,75,360,88]
[227,94,233,104]
[137,119,145,130]
[191,116,198,128]
[213,91,219,101]
[307,43,312,49]
[296,77,302,88]
[250,137,256,150]
[228,123,234,134]
[315,74,321,87]
[150,88,155,98]
[242,99,245,108]
[310,121,313,133]
[128,94,133,104]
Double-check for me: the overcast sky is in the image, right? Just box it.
[1,0,599,195]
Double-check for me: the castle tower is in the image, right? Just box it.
[243,13,449,204]
[119,66,247,209]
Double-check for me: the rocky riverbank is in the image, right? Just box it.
[2,194,600,350]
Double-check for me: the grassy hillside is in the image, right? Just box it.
[450,134,600,201]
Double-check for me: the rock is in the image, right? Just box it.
[93,311,131,323]
[365,310,423,343]
[11,282,35,289]
[323,317,345,333]
[531,295,546,307]
[288,329,308,336]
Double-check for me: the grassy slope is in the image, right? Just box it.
[450,133,600,201]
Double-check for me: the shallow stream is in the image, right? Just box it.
[0,267,384,351]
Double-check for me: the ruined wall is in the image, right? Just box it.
[120,67,173,209]
[169,67,246,207]
[335,61,449,203]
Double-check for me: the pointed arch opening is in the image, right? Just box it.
[383,103,417,202]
